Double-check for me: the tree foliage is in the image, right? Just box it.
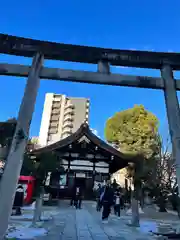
[144,135,177,196]
[0,118,17,147]
[21,139,61,196]
[105,104,159,159]
[21,152,60,196]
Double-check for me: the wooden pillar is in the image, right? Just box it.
[93,157,96,181]
[92,157,96,196]
[67,154,71,185]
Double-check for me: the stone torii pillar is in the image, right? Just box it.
[161,65,180,194]
[0,53,43,240]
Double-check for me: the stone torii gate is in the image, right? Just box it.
[0,33,180,238]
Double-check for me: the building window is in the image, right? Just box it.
[50,115,59,121]
[52,102,60,109]
[49,121,59,128]
[53,95,61,100]
[47,135,51,141]
[48,127,58,134]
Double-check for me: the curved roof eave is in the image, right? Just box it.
[31,123,139,163]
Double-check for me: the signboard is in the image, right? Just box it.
[59,174,67,186]
[76,173,86,178]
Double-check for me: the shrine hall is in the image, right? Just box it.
[31,123,139,199]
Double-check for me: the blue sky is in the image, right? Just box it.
[1,0,180,141]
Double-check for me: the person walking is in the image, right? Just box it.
[75,186,83,209]
[114,189,121,218]
[101,181,114,223]
[70,185,76,207]
[12,185,24,216]
[96,184,103,212]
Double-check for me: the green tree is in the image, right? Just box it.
[0,118,16,147]
[22,151,60,194]
[105,105,159,223]
[105,104,159,159]
[21,150,60,225]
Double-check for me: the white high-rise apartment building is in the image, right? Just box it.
[39,93,90,146]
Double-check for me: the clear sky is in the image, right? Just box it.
[1,0,180,140]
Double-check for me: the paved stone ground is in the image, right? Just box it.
[35,201,177,240]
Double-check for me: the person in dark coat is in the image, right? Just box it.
[113,189,121,217]
[74,186,83,209]
[70,185,76,207]
[101,181,114,222]
[12,185,24,215]
[158,191,167,212]
[96,184,104,212]
[172,194,180,218]
[120,190,125,209]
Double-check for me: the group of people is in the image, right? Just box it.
[70,180,130,223]
[96,180,125,222]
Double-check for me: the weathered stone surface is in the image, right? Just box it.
[33,201,179,240]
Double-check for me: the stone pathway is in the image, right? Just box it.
[36,203,161,240]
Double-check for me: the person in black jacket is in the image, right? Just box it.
[12,185,24,215]
[96,184,104,212]
[75,186,83,209]
[114,189,121,217]
[70,185,76,207]
[70,185,83,209]
[101,181,114,222]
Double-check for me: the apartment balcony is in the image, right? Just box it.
[48,127,58,134]
[63,114,73,122]
[47,135,52,142]
[64,108,74,116]
[53,95,61,101]
[86,113,89,118]
[51,109,60,115]
[63,121,73,129]
[65,102,74,110]
[49,121,59,128]
[62,128,72,135]
[61,133,71,139]
[52,102,61,109]
[86,100,90,107]
[50,115,59,121]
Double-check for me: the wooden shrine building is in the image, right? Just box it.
[31,123,139,199]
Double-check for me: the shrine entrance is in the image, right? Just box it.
[1,34,180,234]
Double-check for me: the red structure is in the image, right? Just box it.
[18,176,35,204]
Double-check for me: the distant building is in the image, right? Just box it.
[39,93,90,146]
[30,136,39,144]
[29,136,40,150]
[111,168,133,190]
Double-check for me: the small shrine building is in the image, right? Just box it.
[31,123,138,199]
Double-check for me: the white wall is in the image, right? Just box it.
[61,159,109,173]
[38,93,54,146]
